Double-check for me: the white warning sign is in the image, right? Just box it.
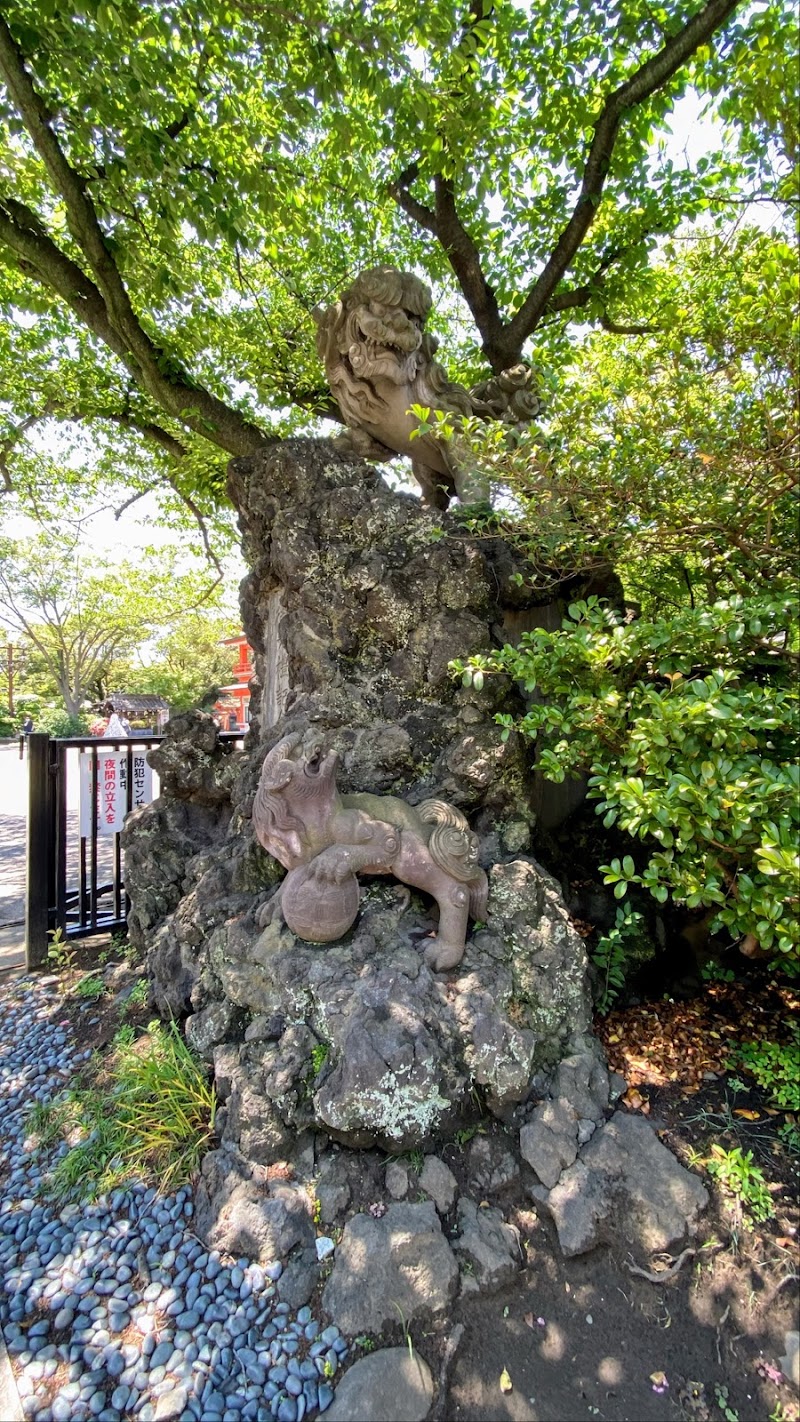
[79,751,153,836]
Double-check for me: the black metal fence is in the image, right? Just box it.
[24,730,247,970]
[25,732,163,970]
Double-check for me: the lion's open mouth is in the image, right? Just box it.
[305,749,323,776]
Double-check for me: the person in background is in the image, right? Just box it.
[120,715,133,735]
[227,711,238,731]
[22,714,33,735]
[104,712,128,738]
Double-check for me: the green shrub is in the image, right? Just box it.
[455,593,799,967]
[591,904,645,1014]
[47,927,76,973]
[44,1020,216,1201]
[120,979,150,1015]
[733,1029,800,1112]
[36,708,90,737]
[74,975,105,1001]
[704,1145,775,1224]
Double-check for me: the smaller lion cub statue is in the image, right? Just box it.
[252,734,488,972]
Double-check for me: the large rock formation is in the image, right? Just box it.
[123,439,597,1203]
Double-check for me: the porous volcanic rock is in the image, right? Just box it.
[452,1198,522,1293]
[321,1203,459,1334]
[542,1112,710,1257]
[123,440,598,1218]
[204,859,591,1156]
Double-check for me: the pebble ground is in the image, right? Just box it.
[0,977,346,1422]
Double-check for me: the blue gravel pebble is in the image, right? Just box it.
[0,980,350,1422]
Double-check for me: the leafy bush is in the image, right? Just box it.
[733,1028,800,1112]
[46,927,76,973]
[73,975,105,1001]
[704,1145,775,1224]
[591,904,645,1014]
[36,707,90,737]
[41,1020,216,1201]
[456,593,799,966]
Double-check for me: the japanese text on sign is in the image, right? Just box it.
[79,751,153,836]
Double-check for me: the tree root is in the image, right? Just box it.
[431,1322,465,1421]
[625,1247,696,1283]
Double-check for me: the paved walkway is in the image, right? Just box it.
[0,743,27,974]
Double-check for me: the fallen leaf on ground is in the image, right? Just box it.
[623,1086,651,1113]
[757,1361,784,1384]
[523,1313,534,1329]
[734,1108,761,1120]
[499,1368,513,1393]
[596,980,800,1092]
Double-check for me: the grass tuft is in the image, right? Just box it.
[41,1019,216,1202]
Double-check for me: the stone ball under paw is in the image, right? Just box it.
[281,864,360,942]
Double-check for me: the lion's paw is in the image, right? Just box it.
[308,846,353,884]
[256,894,283,930]
[423,939,465,973]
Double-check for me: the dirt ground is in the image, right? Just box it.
[11,948,800,1422]
[436,978,800,1422]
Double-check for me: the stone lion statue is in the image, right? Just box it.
[252,733,489,972]
[314,267,539,509]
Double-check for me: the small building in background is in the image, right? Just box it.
[211,634,253,730]
[102,693,171,732]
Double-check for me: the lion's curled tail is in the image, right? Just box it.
[417,799,489,921]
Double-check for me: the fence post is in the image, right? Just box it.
[25,732,52,970]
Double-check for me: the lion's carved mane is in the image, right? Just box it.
[315,267,540,508]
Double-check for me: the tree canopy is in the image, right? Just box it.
[0,3,796,974]
[0,526,230,715]
[0,0,796,517]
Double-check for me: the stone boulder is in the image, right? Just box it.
[321,1203,459,1335]
[465,1134,520,1195]
[452,1198,522,1293]
[419,1156,458,1216]
[520,1098,579,1190]
[200,857,590,1157]
[121,439,600,1234]
[541,1112,709,1257]
[194,1149,315,1264]
[323,1349,434,1422]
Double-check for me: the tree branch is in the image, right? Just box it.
[0,400,223,573]
[390,163,439,235]
[0,196,140,367]
[112,487,158,518]
[0,14,268,458]
[0,409,54,491]
[433,175,503,354]
[100,412,190,461]
[392,0,740,369]
[389,167,504,356]
[599,312,659,335]
[500,0,742,362]
[0,393,192,489]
